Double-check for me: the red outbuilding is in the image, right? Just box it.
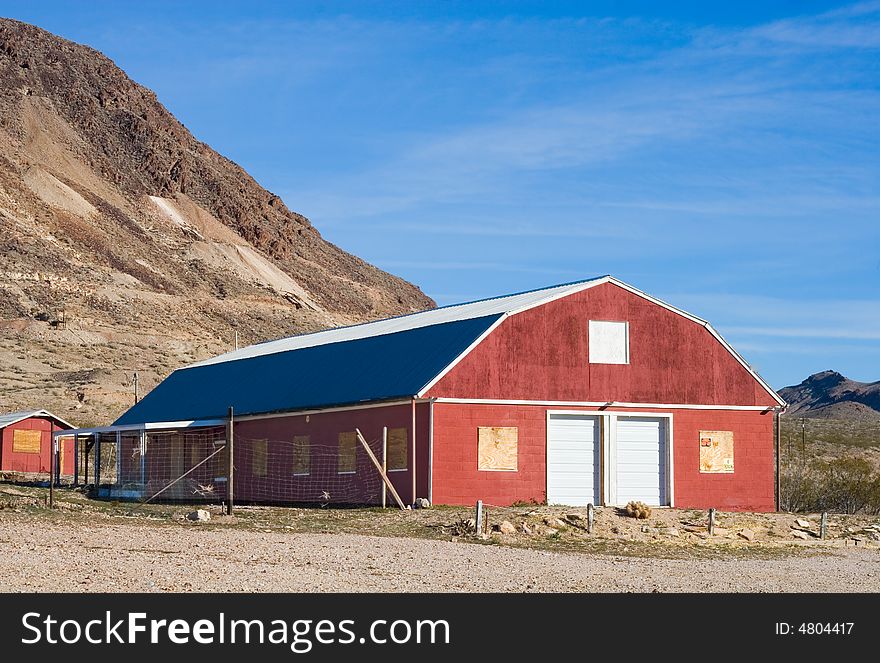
[79,276,786,511]
[0,410,75,476]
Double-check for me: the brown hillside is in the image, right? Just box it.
[0,18,433,426]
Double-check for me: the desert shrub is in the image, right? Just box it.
[782,457,880,515]
[625,501,651,519]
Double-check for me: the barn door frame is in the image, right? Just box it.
[605,412,674,508]
[545,411,603,506]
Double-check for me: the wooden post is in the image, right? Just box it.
[49,425,55,509]
[708,508,716,536]
[820,511,828,540]
[226,406,234,515]
[355,429,405,509]
[475,500,484,534]
[587,503,594,534]
[381,426,388,509]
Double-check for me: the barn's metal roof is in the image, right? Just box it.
[114,314,503,425]
[0,409,74,430]
[189,277,608,369]
[112,275,784,426]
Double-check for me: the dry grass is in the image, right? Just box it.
[2,483,878,562]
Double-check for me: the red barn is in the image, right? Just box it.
[88,276,785,511]
[0,410,75,476]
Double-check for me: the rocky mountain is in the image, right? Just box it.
[0,18,433,426]
[779,371,880,421]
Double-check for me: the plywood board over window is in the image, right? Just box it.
[12,429,41,454]
[700,430,734,473]
[478,426,518,471]
[212,439,227,478]
[338,432,357,474]
[252,439,268,477]
[387,427,408,471]
[189,440,201,469]
[588,320,629,364]
[293,435,310,476]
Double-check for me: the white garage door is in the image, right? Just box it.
[547,414,600,506]
[615,417,667,506]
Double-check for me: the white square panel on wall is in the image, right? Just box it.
[588,320,629,364]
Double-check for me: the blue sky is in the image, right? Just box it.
[2,1,878,388]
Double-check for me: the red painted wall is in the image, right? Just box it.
[427,282,778,407]
[430,402,775,512]
[431,403,547,507]
[0,417,74,475]
[233,403,417,505]
[671,408,775,511]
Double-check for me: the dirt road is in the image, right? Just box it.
[1,517,877,593]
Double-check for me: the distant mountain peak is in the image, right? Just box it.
[780,371,880,421]
[807,370,845,382]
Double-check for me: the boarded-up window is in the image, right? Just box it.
[293,435,310,476]
[189,440,201,469]
[699,430,734,473]
[387,427,408,471]
[338,432,357,474]
[589,320,629,364]
[252,439,268,477]
[213,439,227,478]
[12,429,41,454]
[478,426,518,471]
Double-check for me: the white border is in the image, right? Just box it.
[547,409,674,507]
[430,397,774,412]
[587,320,630,365]
[545,410,602,506]
[427,398,435,504]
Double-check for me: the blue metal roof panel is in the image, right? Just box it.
[113,314,502,425]
[188,276,608,369]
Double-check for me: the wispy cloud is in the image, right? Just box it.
[748,2,880,50]
[378,260,583,276]
[667,293,880,344]
[723,326,880,341]
[51,2,878,388]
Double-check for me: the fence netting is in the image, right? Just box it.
[92,428,386,506]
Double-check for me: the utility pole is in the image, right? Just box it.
[234,330,239,351]
[801,417,806,460]
[133,372,139,405]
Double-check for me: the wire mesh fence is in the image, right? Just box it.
[90,427,388,506]
[231,435,385,506]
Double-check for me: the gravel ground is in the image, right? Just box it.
[1,517,878,592]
